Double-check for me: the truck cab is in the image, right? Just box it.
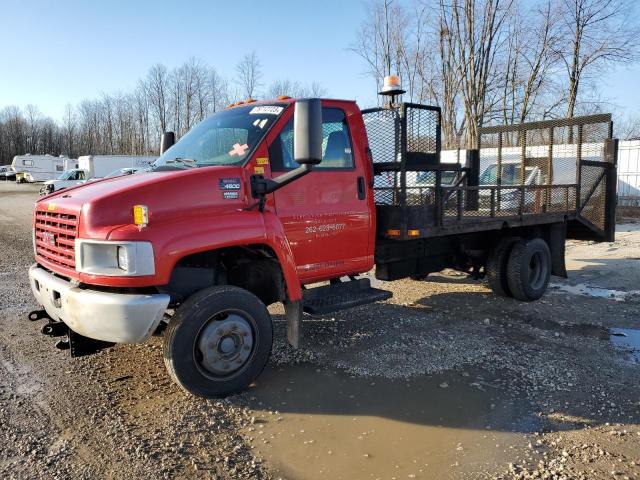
[41,168,88,195]
[0,165,15,181]
[29,98,380,397]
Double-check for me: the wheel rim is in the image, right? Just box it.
[194,311,255,379]
[528,251,545,290]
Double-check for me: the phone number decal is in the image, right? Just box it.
[304,223,346,234]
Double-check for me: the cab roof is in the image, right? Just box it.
[224,97,357,109]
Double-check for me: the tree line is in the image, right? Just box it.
[1,0,638,166]
[0,54,325,166]
[352,0,640,147]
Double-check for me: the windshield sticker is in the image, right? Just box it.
[219,178,241,190]
[229,143,249,157]
[223,191,239,200]
[256,157,269,165]
[249,106,284,115]
[254,166,265,174]
[252,118,269,129]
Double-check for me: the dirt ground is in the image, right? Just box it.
[1,181,639,480]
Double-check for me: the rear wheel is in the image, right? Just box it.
[486,236,519,297]
[163,285,273,398]
[506,238,551,301]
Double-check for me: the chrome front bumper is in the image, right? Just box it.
[29,264,170,343]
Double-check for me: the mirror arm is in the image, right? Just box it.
[250,165,314,212]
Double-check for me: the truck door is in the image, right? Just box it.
[270,105,373,282]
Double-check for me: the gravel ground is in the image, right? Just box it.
[1,182,639,479]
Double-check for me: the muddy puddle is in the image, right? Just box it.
[610,328,640,363]
[550,282,640,302]
[244,365,539,479]
[525,316,609,339]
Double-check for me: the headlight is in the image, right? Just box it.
[75,240,155,276]
[117,246,129,271]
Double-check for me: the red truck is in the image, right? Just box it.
[28,95,618,398]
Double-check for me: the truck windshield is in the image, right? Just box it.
[479,164,535,185]
[57,170,76,180]
[154,104,285,169]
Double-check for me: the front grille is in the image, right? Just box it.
[34,210,78,270]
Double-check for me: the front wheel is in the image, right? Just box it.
[163,285,273,398]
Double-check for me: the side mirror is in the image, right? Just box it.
[160,131,175,155]
[293,99,323,165]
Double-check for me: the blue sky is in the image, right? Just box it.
[0,0,637,121]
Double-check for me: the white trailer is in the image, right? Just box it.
[78,155,156,179]
[618,140,640,206]
[64,157,79,171]
[12,155,71,183]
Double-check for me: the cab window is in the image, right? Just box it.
[270,107,354,170]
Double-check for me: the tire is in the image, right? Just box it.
[506,238,551,301]
[486,236,519,297]
[163,285,273,398]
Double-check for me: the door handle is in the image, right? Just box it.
[357,176,366,200]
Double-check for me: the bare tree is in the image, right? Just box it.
[559,0,640,118]
[615,114,640,140]
[266,80,328,98]
[209,69,231,112]
[236,51,263,99]
[24,105,42,153]
[144,64,170,134]
[303,81,328,98]
[351,0,640,148]
[62,103,76,157]
[350,0,410,100]
[497,0,564,125]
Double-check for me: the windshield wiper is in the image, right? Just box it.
[152,157,198,172]
[165,157,197,168]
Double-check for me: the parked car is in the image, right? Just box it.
[104,167,143,178]
[40,169,88,195]
[0,165,15,181]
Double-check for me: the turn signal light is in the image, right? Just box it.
[408,229,420,237]
[387,229,401,237]
[133,205,149,227]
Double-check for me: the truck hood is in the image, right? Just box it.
[43,179,65,185]
[36,166,249,239]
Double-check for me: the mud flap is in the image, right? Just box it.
[547,222,567,278]
[284,300,303,349]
